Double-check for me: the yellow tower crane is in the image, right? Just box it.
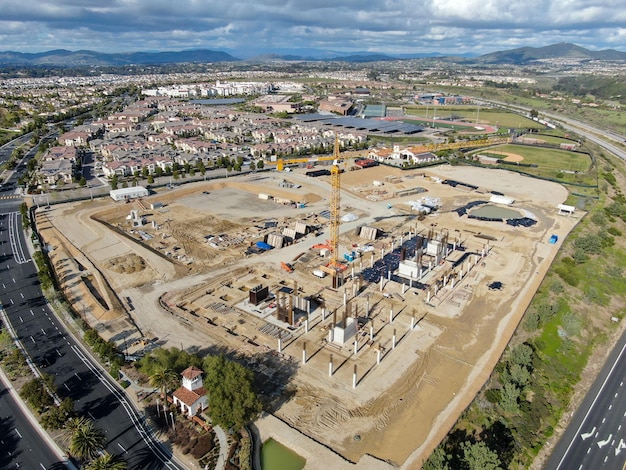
[329,136,342,270]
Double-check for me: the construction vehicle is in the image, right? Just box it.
[280,261,294,273]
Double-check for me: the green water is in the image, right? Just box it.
[470,205,522,219]
[261,438,306,470]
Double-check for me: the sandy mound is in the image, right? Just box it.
[104,254,146,274]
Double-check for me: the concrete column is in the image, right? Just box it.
[451,277,455,289]
[354,338,358,356]
[360,261,363,271]
[352,283,357,298]
[343,290,347,306]
[305,318,309,334]
[371,254,374,268]
[389,308,393,324]
[352,266,355,279]
[328,326,334,343]
[443,275,448,286]
[382,248,385,258]
[402,282,406,295]
[370,322,374,341]
[409,276,413,289]
[411,315,415,330]
[419,267,423,280]
[392,329,397,349]
[329,354,333,377]
[377,348,381,364]
[302,342,307,364]
[278,336,282,353]
[322,307,326,321]
[428,260,432,272]
[400,236,403,246]
[366,297,370,318]
[353,365,357,389]
[426,290,431,303]
[387,270,391,281]
[380,276,383,291]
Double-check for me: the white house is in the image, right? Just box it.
[172,366,208,417]
[109,186,149,201]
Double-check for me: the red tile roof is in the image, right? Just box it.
[173,386,207,406]
[181,366,203,380]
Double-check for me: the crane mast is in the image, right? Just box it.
[329,136,341,269]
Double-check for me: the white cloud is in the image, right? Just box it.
[0,0,623,55]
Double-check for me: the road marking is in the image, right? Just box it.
[616,393,619,398]
[56,349,61,357]
[19,316,22,323]
[11,278,14,283]
[603,417,606,423]
[64,383,70,391]
[581,427,596,440]
[30,336,35,343]
[29,309,33,316]
[615,439,625,456]
[74,372,82,381]
[14,428,22,438]
[19,292,23,299]
[9,298,13,304]
[598,434,612,448]
[41,328,46,335]
[609,404,613,410]
[118,442,127,453]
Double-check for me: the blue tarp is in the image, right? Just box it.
[256,241,273,250]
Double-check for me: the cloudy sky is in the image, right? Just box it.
[2,0,625,57]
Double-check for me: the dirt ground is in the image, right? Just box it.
[34,164,580,469]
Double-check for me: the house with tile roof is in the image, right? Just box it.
[172,366,208,417]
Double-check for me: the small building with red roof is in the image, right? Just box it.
[172,366,208,417]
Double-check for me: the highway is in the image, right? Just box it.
[545,327,626,470]
[0,194,185,467]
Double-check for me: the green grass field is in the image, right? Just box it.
[520,134,579,146]
[404,105,542,129]
[474,144,596,186]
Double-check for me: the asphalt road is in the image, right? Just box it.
[544,326,626,469]
[0,373,67,470]
[0,203,185,468]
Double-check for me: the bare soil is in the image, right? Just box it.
[35,166,579,469]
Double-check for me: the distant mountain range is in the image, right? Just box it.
[475,42,626,64]
[0,43,624,67]
[0,49,238,66]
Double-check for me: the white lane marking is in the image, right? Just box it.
[118,442,127,453]
[581,427,596,440]
[615,439,625,456]
[597,434,612,448]
[19,292,23,299]
[14,428,22,438]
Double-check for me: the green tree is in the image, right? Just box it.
[147,174,154,184]
[68,418,106,460]
[20,378,54,412]
[203,355,261,431]
[461,441,502,470]
[84,452,128,470]
[149,366,178,397]
[110,175,118,190]
[422,446,450,470]
[79,176,87,187]
[257,160,265,170]
[197,160,206,175]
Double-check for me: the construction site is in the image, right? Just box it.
[34,142,581,469]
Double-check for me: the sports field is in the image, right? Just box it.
[476,144,595,185]
[404,105,542,129]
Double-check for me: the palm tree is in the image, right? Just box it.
[149,366,178,398]
[68,418,106,461]
[84,452,128,470]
